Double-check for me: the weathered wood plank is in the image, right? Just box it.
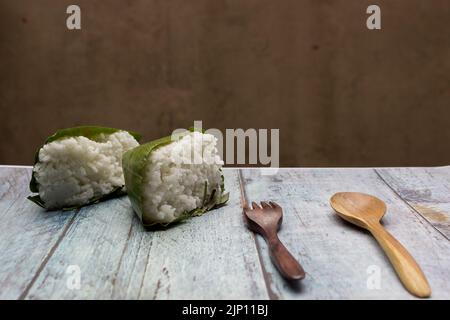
[2,166,450,299]
[136,169,268,299]
[24,196,139,299]
[0,167,77,299]
[0,167,31,215]
[240,168,450,299]
[376,166,450,240]
[24,169,269,299]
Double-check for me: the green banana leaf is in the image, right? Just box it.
[28,126,142,210]
[122,129,229,227]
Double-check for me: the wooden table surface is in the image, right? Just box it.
[0,166,449,300]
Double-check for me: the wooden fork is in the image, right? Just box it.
[243,201,305,281]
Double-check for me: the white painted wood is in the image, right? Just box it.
[1,166,449,299]
[23,169,268,299]
[0,165,32,168]
[136,170,268,300]
[0,167,30,214]
[376,166,450,240]
[240,168,450,299]
[0,167,77,299]
[24,196,139,299]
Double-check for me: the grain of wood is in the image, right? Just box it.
[0,167,30,215]
[23,169,268,299]
[376,167,450,240]
[1,166,449,299]
[24,196,140,299]
[135,169,268,299]
[240,168,450,299]
[0,167,77,299]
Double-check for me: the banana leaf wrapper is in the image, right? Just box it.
[122,130,229,227]
[28,126,142,210]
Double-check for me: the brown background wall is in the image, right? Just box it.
[1,0,449,166]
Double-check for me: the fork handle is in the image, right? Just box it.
[267,234,305,281]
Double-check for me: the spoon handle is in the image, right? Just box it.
[368,223,431,298]
[267,234,305,281]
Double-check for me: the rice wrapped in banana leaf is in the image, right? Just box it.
[122,129,229,226]
[28,126,141,210]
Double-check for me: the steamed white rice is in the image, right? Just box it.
[34,131,139,209]
[142,131,223,223]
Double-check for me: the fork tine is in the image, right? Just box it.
[260,201,271,209]
[251,201,261,210]
[269,201,281,209]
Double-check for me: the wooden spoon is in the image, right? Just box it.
[330,192,431,298]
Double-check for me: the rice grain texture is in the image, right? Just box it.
[122,131,228,226]
[143,132,224,223]
[33,131,139,209]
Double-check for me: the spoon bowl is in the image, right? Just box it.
[330,192,386,229]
